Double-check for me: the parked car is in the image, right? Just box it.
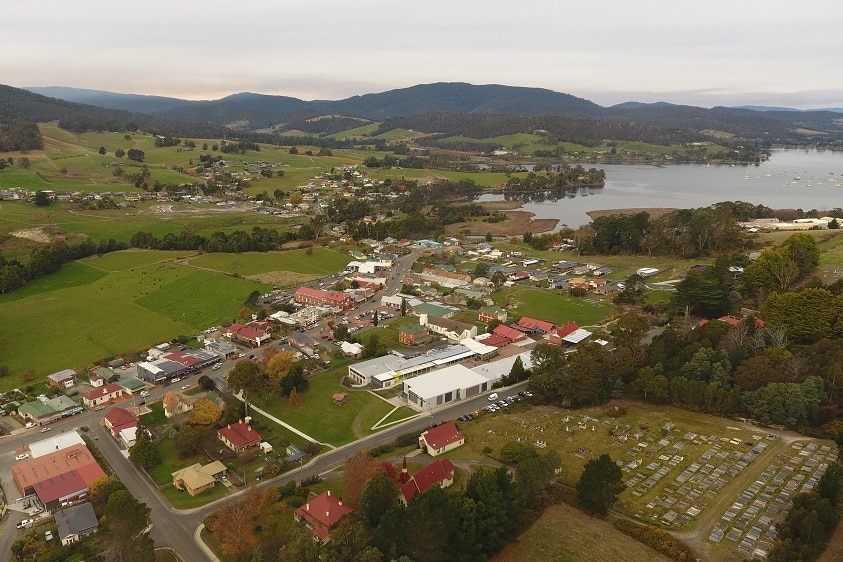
[487,393,499,401]
[181,384,191,390]
[25,421,35,428]
[16,519,33,529]
[139,390,150,397]
[95,405,106,411]
[40,427,52,433]
[212,363,221,370]
[15,453,30,461]
[45,530,53,541]
[171,377,181,384]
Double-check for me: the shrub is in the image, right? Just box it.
[612,520,696,562]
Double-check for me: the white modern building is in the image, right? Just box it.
[403,364,494,411]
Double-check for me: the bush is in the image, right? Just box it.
[395,432,420,448]
[612,520,696,562]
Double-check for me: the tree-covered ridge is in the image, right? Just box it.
[0,109,42,152]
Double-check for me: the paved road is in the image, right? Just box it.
[1,246,485,561]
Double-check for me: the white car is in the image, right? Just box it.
[45,530,53,541]
[139,390,150,397]
[16,518,33,529]
[487,393,499,401]
[40,427,52,433]
[15,453,30,461]
[181,384,191,390]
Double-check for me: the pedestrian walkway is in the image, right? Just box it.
[235,393,336,449]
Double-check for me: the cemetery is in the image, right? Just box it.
[460,402,836,560]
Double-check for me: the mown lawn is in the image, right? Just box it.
[247,366,393,446]
[492,287,613,326]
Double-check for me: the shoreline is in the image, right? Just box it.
[444,200,680,237]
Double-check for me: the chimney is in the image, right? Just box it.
[227,424,231,430]
[306,503,310,511]
[338,500,343,506]
[326,510,330,519]
[327,490,331,496]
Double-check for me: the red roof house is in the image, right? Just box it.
[400,458,456,504]
[419,422,465,457]
[81,383,124,408]
[294,490,356,542]
[217,421,262,453]
[101,407,138,437]
[225,324,271,347]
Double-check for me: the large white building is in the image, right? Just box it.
[403,364,494,411]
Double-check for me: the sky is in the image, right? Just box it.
[4,0,843,109]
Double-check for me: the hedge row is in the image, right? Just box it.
[612,519,696,562]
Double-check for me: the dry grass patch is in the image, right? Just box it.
[492,503,671,562]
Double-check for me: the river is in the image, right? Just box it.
[477,149,843,230]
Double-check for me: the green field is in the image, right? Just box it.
[0,250,268,388]
[492,287,613,326]
[187,247,352,277]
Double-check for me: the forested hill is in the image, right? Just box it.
[14,82,843,144]
[0,109,42,152]
[0,85,233,139]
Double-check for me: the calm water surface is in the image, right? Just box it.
[479,149,843,230]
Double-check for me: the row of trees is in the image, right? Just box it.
[0,238,128,294]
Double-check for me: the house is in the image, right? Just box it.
[12,445,105,509]
[478,305,507,324]
[54,502,98,546]
[400,458,456,504]
[592,266,613,277]
[218,421,262,453]
[290,331,320,357]
[162,391,196,418]
[81,384,124,408]
[419,422,465,457]
[17,396,83,426]
[419,314,477,342]
[397,324,431,346]
[593,284,621,297]
[205,338,238,359]
[294,490,356,542]
[225,323,271,347]
[101,407,138,441]
[172,461,227,496]
[46,369,77,389]
[339,341,365,358]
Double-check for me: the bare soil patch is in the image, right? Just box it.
[247,271,323,287]
[445,210,558,237]
[10,226,60,243]
[586,207,678,220]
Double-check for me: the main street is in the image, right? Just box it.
[1,244,521,561]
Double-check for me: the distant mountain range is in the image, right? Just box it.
[3,82,843,144]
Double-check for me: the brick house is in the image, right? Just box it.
[294,287,353,310]
[397,324,431,346]
[478,305,507,324]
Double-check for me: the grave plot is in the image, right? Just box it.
[706,441,838,560]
